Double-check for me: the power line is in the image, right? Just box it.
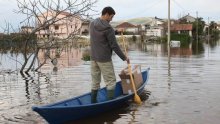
[118,0,164,19]
[172,0,187,12]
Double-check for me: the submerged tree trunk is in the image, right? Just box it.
[26,48,39,73]
[35,59,46,72]
[20,52,28,73]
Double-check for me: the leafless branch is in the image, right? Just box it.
[6,0,98,73]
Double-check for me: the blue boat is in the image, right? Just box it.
[32,68,150,124]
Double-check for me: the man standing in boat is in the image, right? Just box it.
[89,6,129,103]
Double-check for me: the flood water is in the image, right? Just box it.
[0,39,220,124]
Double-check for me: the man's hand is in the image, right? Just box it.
[126,57,130,64]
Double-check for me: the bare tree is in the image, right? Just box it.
[14,0,97,73]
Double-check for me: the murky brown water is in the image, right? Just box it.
[1,39,220,124]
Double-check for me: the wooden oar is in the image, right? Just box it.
[121,32,142,105]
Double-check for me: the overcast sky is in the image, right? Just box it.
[94,0,220,22]
[0,0,220,31]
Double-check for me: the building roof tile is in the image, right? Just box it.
[171,24,192,31]
[115,22,137,28]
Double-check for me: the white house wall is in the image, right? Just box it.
[126,28,138,33]
[146,28,164,37]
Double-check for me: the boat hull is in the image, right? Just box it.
[32,68,150,124]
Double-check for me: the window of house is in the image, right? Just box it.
[55,26,59,30]
[45,26,49,30]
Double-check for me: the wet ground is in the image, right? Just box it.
[0,40,220,124]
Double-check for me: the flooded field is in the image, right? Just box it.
[0,39,220,124]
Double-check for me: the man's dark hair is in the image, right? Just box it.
[102,6,116,15]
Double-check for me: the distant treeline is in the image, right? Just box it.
[0,33,37,53]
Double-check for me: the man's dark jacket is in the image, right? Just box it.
[89,18,126,62]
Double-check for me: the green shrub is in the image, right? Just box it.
[171,33,191,47]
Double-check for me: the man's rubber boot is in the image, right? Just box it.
[91,90,98,103]
[107,89,115,100]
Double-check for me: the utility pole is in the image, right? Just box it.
[167,0,172,89]
[196,11,198,45]
[195,11,199,54]
[167,0,171,83]
[208,17,210,57]
[208,17,210,43]
[168,0,170,55]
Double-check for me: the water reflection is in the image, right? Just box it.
[139,40,207,57]
[0,38,220,124]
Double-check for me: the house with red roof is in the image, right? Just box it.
[115,22,138,34]
[170,24,193,37]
